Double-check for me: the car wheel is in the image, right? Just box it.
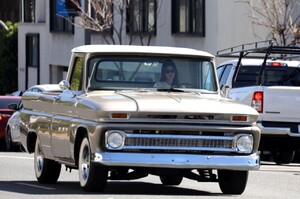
[79,136,108,192]
[34,138,61,183]
[159,175,183,186]
[5,128,13,151]
[218,170,248,195]
[272,149,295,165]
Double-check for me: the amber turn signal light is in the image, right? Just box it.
[110,113,129,119]
[232,115,248,122]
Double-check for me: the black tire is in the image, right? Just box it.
[34,138,61,184]
[218,170,248,195]
[79,137,108,192]
[272,150,295,165]
[5,128,13,151]
[159,175,183,186]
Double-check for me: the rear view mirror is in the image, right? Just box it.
[59,80,71,91]
[8,103,18,111]
[220,85,230,98]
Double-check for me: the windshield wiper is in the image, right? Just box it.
[157,87,185,92]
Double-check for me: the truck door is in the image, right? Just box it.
[51,56,84,160]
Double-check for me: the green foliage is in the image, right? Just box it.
[0,21,18,95]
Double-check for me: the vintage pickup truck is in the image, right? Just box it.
[19,45,260,195]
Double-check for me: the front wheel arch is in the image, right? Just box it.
[27,131,37,153]
[74,127,89,168]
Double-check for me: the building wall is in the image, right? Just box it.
[18,0,270,91]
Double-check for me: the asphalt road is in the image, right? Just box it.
[1,151,300,199]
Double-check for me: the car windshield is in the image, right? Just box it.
[0,99,20,109]
[87,56,217,93]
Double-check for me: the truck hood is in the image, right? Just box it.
[85,90,258,117]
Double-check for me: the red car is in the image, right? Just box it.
[0,96,21,145]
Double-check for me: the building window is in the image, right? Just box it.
[88,1,113,33]
[127,0,156,34]
[26,34,39,68]
[50,0,74,33]
[26,34,40,88]
[50,65,68,84]
[0,0,20,23]
[172,0,205,36]
[23,0,35,22]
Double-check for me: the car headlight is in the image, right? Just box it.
[236,135,253,153]
[106,130,125,149]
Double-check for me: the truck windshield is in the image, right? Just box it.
[87,57,217,92]
[234,65,300,88]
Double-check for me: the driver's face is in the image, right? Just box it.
[165,65,175,81]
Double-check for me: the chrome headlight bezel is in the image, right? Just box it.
[234,134,254,154]
[105,130,126,150]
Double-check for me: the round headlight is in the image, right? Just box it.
[107,131,124,149]
[236,135,253,153]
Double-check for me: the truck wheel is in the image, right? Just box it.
[159,175,183,186]
[34,138,61,183]
[79,137,108,192]
[218,170,248,195]
[272,150,295,165]
[5,128,13,151]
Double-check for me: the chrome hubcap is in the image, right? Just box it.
[37,155,43,172]
[81,145,90,181]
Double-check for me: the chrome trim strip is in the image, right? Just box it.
[98,118,255,126]
[93,152,260,170]
[257,123,300,137]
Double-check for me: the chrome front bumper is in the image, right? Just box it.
[257,123,300,137]
[93,152,260,171]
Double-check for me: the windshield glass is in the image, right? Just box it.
[87,56,217,92]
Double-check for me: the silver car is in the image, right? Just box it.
[5,84,62,151]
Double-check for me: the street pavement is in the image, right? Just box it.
[1,152,300,199]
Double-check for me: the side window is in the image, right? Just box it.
[234,65,259,88]
[70,56,84,90]
[218,64,232,88]
[31,88,42,92]
[217,65,225,80]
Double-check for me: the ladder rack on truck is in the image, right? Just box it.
[217,40,300,59]
[216,40,300,86]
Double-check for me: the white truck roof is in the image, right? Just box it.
[72,45,214,58]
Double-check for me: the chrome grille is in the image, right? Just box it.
[123,134,235,152]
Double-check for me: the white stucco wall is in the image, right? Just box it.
[18,23,48,90]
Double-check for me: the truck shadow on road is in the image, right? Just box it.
[0,180,224,196]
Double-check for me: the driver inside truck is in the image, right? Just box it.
[154,60,179,88]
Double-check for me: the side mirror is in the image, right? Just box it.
[8,103,18,111]
[59,80,71,91]
[220,84,231,98]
